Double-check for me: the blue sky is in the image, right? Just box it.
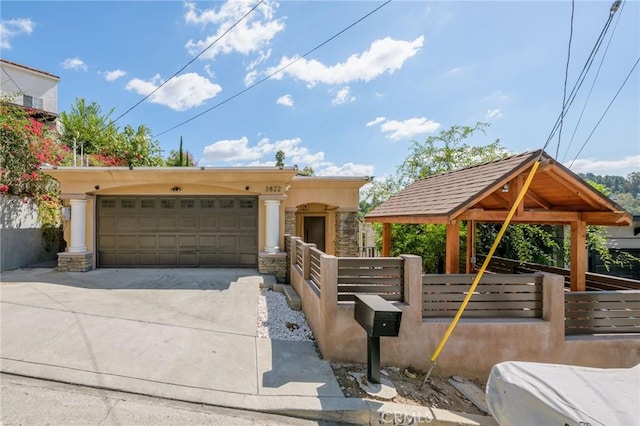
[2,0,639,178]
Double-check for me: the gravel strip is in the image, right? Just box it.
[257,288,314,342]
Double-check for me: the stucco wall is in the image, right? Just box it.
[0,61,59,114]
[0,195,58,271]
[289,245,640,379]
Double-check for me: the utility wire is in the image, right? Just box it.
[562,0,625,162]
[569,56,639,168]
[541,1,619,152]
[1,67,24,94]
[555,0,575,159]
[110,0,266,126]
[153,0,392,138]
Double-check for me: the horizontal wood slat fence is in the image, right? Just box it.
[565,290,640,335]
[422,274,543,318]
[337,257,403,302]
[479,256,640,291]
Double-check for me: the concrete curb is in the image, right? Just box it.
[0,370,496,425]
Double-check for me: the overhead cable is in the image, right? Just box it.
[562,0,625,162]
[110,0,266,126]
[555,0,575,159]
[542,0,620,152]
[569,56,639,168]
[153,0,392,138]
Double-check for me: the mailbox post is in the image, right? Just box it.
[354,294,402,384]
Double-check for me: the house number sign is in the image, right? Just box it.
[265,185,282,193]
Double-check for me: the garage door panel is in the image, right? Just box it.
[180,217,197,230]
[99,235,116,249]
[179,235,197,248]
[219,235,238,249]
[139,217,158,230]
[118,217,138,231]
[240,253,256,266]
[117,253,137,265]
[239,216,257,231]
[158,235,178,248]
[199,235,218,248]
[158,252,177,264]
[138,253,158,265]
[98,196,257,267]
[158,217,177,229]
[138,235,157,249]
[117,235,137,249]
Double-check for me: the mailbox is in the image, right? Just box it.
[355,294,402,337]
[354,294,403,384]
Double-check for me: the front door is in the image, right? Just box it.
[304,216,325,252]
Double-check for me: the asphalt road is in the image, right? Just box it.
[0,374,342,426]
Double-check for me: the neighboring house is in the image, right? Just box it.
[0,60,61,271]
[43,167,370,281]
[0,59,60,123]
[590,215,640,279]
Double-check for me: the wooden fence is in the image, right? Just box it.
[565,290,640,335]
[422,274,543,318]
[478,256,640,291]
[337,257,404,302]
[309,247,322,292]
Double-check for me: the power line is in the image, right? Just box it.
[562,0,625,162]
[555,0,575,159]
[153,0,392,138]
[569,56,639,168]
[1,67,24,94]
[541,0,620,152]
[110,0,266,126]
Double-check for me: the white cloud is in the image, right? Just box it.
[566,155,640,175]
[276,94,294,107]
[184,0,284,60]
[102,69,127,82]
[204,64,215,78]
[447,67,463,75]
[366,116,386,127]
[202,136,263,162]
[486,108,502,119]
[367,116,441,141]
[125,72,222,111]
[244,69,258,86]
[332,86,355,105]
[0,18,34,49]
[202,136,324,166]
[317,162,374,177]
[268,36,425,87]
[61,57,87,71]
[244,49,272,86]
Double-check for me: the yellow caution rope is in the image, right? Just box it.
[422,160,541,385]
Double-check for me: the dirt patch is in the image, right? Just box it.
[330,362,489,417]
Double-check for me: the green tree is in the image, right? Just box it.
[58,98,163,167]
[297,166,315,176]
[167,136,197,167]
[275,150,285,168]
[363,122,507,272]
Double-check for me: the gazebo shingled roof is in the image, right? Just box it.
[365,149,632,291]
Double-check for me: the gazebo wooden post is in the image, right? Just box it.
[570,220,587,291]
[446,221,460,274]
[466,220,476,273]
[382,223,391,257]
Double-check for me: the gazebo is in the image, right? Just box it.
[365,150,632,291]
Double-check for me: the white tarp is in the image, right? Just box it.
[486,361,640,426]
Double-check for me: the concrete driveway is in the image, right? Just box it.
[0,268,360,422]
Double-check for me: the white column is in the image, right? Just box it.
[69,198,87,253]
[264,199,281,253]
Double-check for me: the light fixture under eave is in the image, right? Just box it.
[501,183,510,193]
[170,186,182,192]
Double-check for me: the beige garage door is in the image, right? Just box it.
[97,196,258,267]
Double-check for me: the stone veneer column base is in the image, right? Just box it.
[57,252,93,272]
[258,252,287,283]
[335,211,359,257]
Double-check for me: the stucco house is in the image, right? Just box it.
[0,58,60,123]
[44,166,370,281]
